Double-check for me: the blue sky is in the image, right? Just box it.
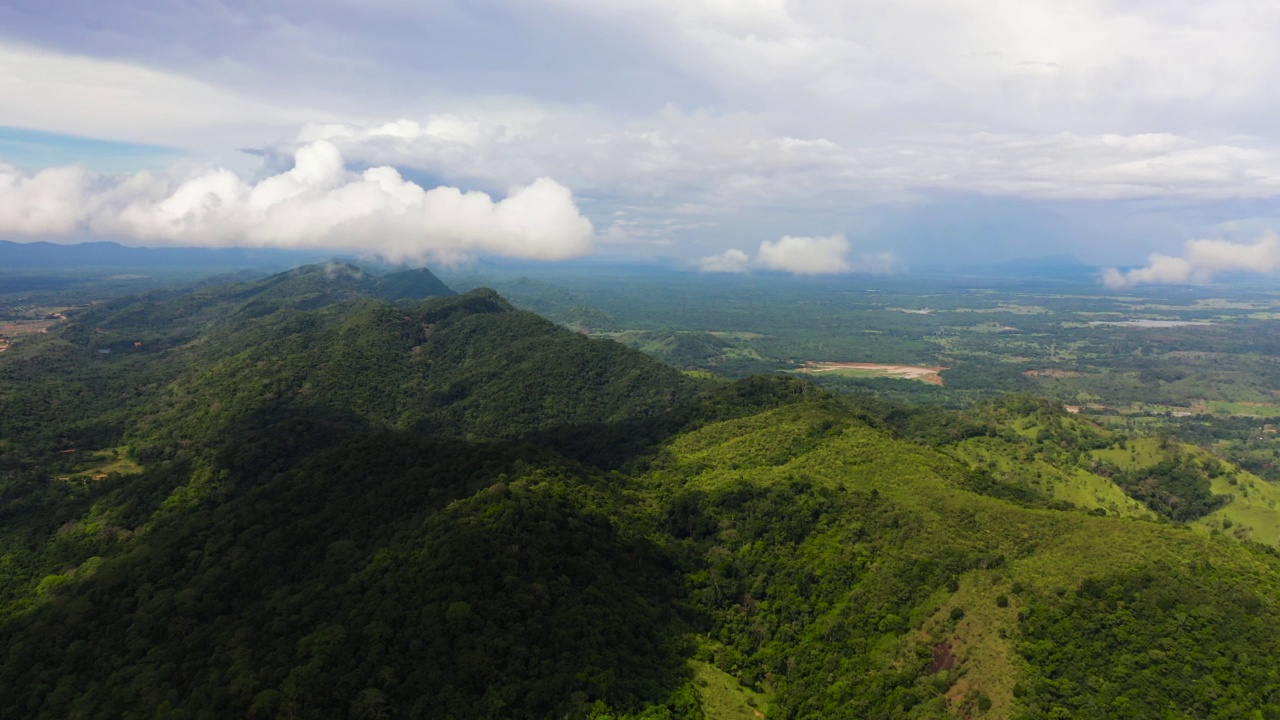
[4,1,1280,283]
[0,126,182,172]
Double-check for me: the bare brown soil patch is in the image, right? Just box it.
[798,361,947,385]
[0,310,69,352]
[928,642,957,673]
[0,320,55,336]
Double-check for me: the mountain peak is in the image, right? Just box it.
[374,266,456,301]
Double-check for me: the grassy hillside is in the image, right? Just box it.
[645,399,1280,718]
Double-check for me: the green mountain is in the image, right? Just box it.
[3,269,1280,719]
[373,267,457,302]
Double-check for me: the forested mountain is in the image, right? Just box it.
[3,266,1280,719]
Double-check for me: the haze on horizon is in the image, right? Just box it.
[3,0,1280,285]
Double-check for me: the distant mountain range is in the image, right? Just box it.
[0,240,333,269]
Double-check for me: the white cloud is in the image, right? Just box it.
[1102,233,1280,287]
[294,112,854,211]
[0,141,594,263]
[698,248,750,272]
[13,4,1280,265]
[697,236,900,275]
[755,234,851,275]
[287,117,1280,224]
[0,164,89,235]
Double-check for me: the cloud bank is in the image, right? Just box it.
[1101,234,1280,288]
[296,118,1280,212]
[0,141,594,263]
[700,234,892,276]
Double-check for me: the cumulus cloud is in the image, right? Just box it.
[0,141,594,263]
[1102,233,1280,288]
[0,165,90,235]
[698,235,899,275]
[698,248,751,273]
[756,234,852,275]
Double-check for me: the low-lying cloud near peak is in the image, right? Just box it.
[0,141,595,263]
[699,234,895,276]
[757,235,852,275]
[698,248,751,273]
[1102,233,1280,288]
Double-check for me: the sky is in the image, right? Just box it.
[4,0,1280,282]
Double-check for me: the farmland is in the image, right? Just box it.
[0,306,70,351]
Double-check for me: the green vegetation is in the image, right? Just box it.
[7,265,1280,718]
[1018,565,1280,718]
[690,660,769,720]
[437,267,1280,494]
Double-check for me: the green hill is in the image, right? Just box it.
[372,266,456,302]
[4,271,1280,719]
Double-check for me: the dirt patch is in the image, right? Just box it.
[1024,368,1082,378]
[798,362,947,385]
[928,642,957,673]
[0,309,69,351]
[0,320,55,336]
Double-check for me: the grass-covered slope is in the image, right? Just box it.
[644,398,1280,719]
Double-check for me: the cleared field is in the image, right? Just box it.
[54,448,143,482]
[1195,400,1280,418]
[0,307,70,351]
[797,361,946,385]
[0,320,55,335]
[690,660,768,719]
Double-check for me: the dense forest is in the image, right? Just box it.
[4,264,1280,719]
